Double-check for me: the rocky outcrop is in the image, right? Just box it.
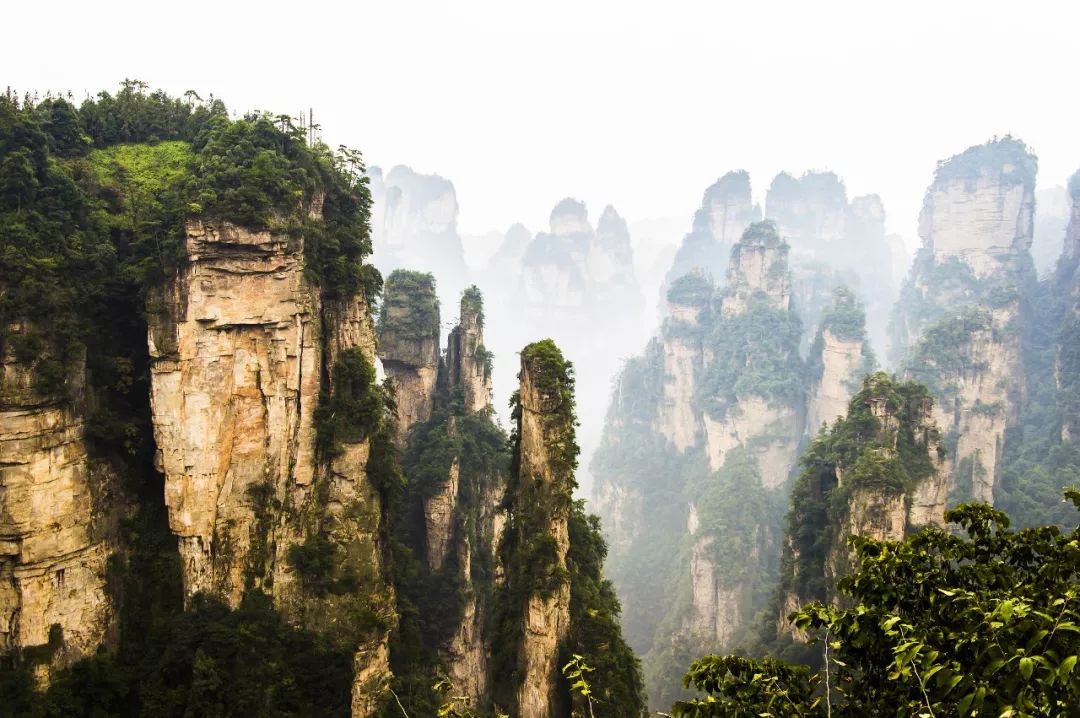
[318,297,394,718]
[390,286,504,710]
[907,306,1021,503]
[368,165,468,312]
[594,222,807,703]
[665,171,760,290]
[657,276,708,451]
[765,172,896,353]
[778,374,949,634]
[702,222,803,484]
[918,160,1034,281]
[1056,173,1080,443]
[377,270,441,444]
[147,219,321,605]
[0,331,121,680]
[702,397,801,486]
[676,223,804,652]
[806,287,875,436]
[445,287,492,414]
[895,138,1036,504]
[685,535,742,648]
[508,341,574,718]
[147,219,394,715]
[718,220,792,317]
[807,330,866,433]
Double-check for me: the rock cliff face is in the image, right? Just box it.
[673,223,803,664]
[0,332,121,679]
[445,287,492,415]
[377,270,441,443]
[147,219,393,715]
[765,171,896,353]
[436,294,498,706]
[807,329,866,433]
[778,374,948,631]
[806,287,876,436]
[594,222,812,707]
[701,222,803,485]
[894,138,1036,504]
[147,220,321,604]
[657,281,708,451]
[368,165,468,312]
[501,199,645,495]
[507,341,574,718]
[1057,174,1080,443]
[717,222,792,317]
[385,285,505,710]
[665,171,760,291]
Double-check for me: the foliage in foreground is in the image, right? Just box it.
[672,491,1080,717]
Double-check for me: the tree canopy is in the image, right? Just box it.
[672,491,1080,718]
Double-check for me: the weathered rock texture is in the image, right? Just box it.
[508,342,573,718]
[718,222,792,317]
[765,171,896,354]
[377,270,441,444]
[601,223,807,703]
[674,228,802,660]
[147,220,321,603]
[445,288,492,415]
[806,287,876,436]
[388,285,504,710]
[368,165,468,312]
[895,138,1036,504]
[657,284,707,451]
[807,329,866,433]
[703,222,803,485]
[665,171,761,290]
[499,199,645,497]
[778,374,949,635]
[0,332,121,679]
[147,219,393,716]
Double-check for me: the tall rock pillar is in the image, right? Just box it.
[507,340,575,718]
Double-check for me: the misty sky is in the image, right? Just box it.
[7,0,1078,249]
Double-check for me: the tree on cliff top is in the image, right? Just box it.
[672,491,1080,717]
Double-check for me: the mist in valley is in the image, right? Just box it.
[4,2,1080,715]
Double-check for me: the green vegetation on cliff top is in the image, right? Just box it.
[378,269,440,341]
[933,135,1037,187]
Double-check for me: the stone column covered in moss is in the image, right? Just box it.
[377,270,441,444]
[806,287,876,436]
[445,285,492,414]
[505,340,576,718]
[1056,171,1080,443]
[776,373,948,639]
[895,138,1036,504]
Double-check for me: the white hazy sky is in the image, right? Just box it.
[6,0,1078,245]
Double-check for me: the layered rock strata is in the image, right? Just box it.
[0,331,121,680]
[778,373,949,637]
[377,270,441,443]
[895,138,1036,503]
[147,219,393,716]
[509,341,574,718]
